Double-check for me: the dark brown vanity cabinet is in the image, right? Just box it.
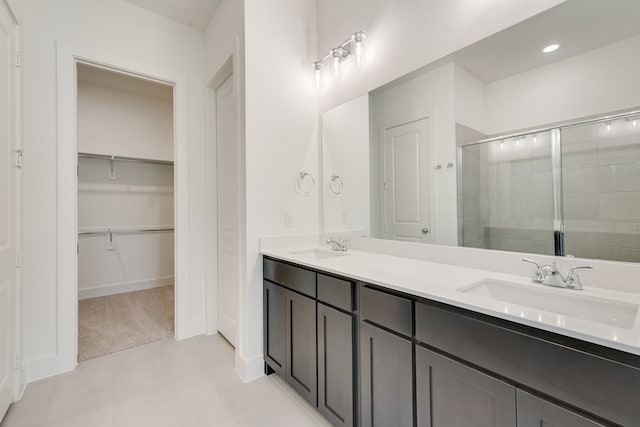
[517,390,607,427]
[316,273,357,427]
[359,285,414,427]
[263,258,357,424]
[264,258,640,427]
[263,280,286,376]
[263,280,317,404]
[416,346,516,427]
[285,289,317,405]
[263,258,317,406]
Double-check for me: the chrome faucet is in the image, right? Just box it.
[326,238,348,252]
[522,258,592,290]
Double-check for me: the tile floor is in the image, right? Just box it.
[1,335,331,427]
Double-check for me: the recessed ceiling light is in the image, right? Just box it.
[542,44,560,53]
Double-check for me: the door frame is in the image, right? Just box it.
[56,41,189,373]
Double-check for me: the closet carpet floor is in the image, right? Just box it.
[78,285,175,362]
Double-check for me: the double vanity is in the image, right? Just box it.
[262,244,640,427]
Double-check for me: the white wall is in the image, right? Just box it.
[21,0,206,382]
[322,94,369,234]
[454,64,486,134]
[316,0,565,112]
[77,83,174,161]
[205,0,244,83]
[242,0,319,380]
[77,158,175,299]
[485,34,640,135]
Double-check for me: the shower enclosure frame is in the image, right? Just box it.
[457,108,640,257]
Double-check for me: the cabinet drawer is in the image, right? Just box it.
[415,301,640,426]
[263,258,316,298]
[360,285,412,337]
[318,274,354,312]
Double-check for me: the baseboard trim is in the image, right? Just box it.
[235,352,264,383]
[24,354,59,383]
[78,276,174,300]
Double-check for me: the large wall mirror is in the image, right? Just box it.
[322,0,640,263]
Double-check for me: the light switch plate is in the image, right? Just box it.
[284,211,295,228]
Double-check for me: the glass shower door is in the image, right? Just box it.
[459,131,555,255]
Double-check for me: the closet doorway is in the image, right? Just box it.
[75,63,176,361]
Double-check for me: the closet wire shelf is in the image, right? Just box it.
[78,227,174,236]
[78,152,174,166]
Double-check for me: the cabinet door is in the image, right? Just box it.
[517,390,607,427]
[318,303,355,427]
[285,290,317,406]
[360,322,413,427]
[416,346,516,427]
[263,280,286,376]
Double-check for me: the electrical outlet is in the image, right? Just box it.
[284,211,295,228]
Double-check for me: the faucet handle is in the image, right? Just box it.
[565,265,593,287]
[522,258,546,283]
[522,258,542,268]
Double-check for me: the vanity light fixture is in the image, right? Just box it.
[606,121,611,131]
[542,43,560,53]
[313,31,366,86]
[313,62,322,86]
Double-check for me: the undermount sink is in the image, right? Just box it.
[290,248,350,260]
[459,279,639,329]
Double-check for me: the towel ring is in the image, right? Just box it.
[328,174,344,195]
[297,172,315,194]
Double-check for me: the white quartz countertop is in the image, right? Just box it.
[261,246,640,357]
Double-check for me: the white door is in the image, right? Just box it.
[0,2,16,421]
[216,75,238,346]
[383,119,431,243]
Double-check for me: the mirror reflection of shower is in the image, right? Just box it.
[459,111,640,263]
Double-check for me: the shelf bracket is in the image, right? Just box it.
[108,155,117,180]
[106,228,115,250]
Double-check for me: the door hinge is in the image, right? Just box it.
[15,251,21,268]
[15,51,22,68]
[15,149,23,169]
[14,353,21,369]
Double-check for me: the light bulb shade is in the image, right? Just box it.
[331,49,342,77]
[313,62,322,86]
[351,31,366,65]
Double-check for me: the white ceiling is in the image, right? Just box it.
[123,0,221,31]
[454,0,640,83]
[375,0,640,92]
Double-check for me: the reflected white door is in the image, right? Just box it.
[0,2,16,420]
[216,75,238,346]
[383,119,430,243]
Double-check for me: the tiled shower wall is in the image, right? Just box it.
[460,116,640,263]
[562,119,640,262]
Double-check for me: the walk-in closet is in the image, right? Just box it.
[76,64,175,361]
